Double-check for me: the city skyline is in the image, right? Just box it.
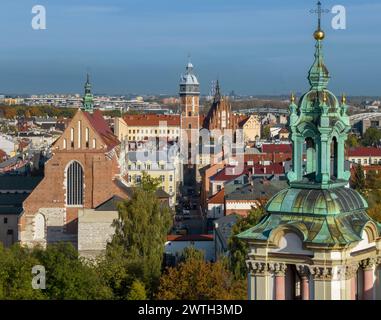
[0,0,380,95]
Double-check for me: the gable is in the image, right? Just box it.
[53,109,118,152]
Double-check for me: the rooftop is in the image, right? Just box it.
[348,147,381,157]
[123,114,180,127]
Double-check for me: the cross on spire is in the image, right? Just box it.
[317,1,322,31]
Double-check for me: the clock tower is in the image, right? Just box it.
[179,60,200,167]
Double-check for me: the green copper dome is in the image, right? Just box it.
[266,187,368,216]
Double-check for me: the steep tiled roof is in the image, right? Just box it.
[210,166,248,182]
[348,147,381,157]
[84,110,120,150]
[123,114,180,127]
[208,189,225,204]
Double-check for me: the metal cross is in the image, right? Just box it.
[310,1,330,30]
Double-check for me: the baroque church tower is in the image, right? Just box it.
[239,2,381,300]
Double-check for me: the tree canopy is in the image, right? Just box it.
[228,207,265,280]
[156,249,246,300]
[106,173,173,297]
[362,127,381,147]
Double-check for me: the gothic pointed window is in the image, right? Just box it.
[66,161,84,206]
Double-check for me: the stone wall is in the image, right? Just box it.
[77,209,118,260]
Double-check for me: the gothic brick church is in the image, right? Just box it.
[19,76,130,248]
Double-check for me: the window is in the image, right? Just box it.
[92,138,96,149]
[146,164,151,170]
[161,175,165,182]
[3,217,7,224]
[357,159,361,164]
[85,128,89,148]
[160,165,165,170]
[63,138,67,149]
[169,175,173,182]
[129,130,131,134]
[128,165,131,170]
[70,128,74,148]
[364,159,368,164]
[188,124,192,129]
[169,186,173,194]
[217,185,222,192]
[66,161,84,206]
[77,121,82,148]
[188,112,192,116]
[128,175,132,183]
[136,175,142,183]
[137,164,141,170]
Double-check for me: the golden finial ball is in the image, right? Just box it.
[314,30,325,40]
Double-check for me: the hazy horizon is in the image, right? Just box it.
[0,0,380,96]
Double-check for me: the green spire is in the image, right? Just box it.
[82,73,94,113]
[308,40,330,90]
[308,1,330,90]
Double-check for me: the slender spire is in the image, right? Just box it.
[82,73,94,113]
[308,1,330,91]
[214,80,221,103]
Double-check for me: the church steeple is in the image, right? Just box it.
[213,80,221,103]
[82,73,94,113]
[308,1,330,91]
[287,1,351,189]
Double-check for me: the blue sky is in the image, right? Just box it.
[0,0,380,95]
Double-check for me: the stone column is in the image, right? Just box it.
[345,264,359,301]
[309,266,334,300]
[350,276,356,300]
[361,258,376,300]
[272,263,287,300]
[297,265,310,300]
[247,261,270,300]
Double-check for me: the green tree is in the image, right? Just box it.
[228,207,265,280]
[127,280,147,300]
[156,250,246,300]
[366,170,381,190]
[262,125,271,141]
[32,243,112,300]
[362,127,381,147]
[0,244,46,300]
[108,178,173,297]
[346,134,360,148]
[351,164,366,193]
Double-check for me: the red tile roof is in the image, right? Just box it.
[261,143,292,154]
[251,163,284,175]
[84,110,120,150]
[123,114,180,127]
[208,189,225,204]
[211,166,249,182]
[348,147,381,157]
[167,234,213,241]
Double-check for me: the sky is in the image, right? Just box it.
[0,0,380,96]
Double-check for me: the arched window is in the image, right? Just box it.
[331,137,338,179]
[34,213,45,240]
[66,161,84,206]
[304,137,316,175]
